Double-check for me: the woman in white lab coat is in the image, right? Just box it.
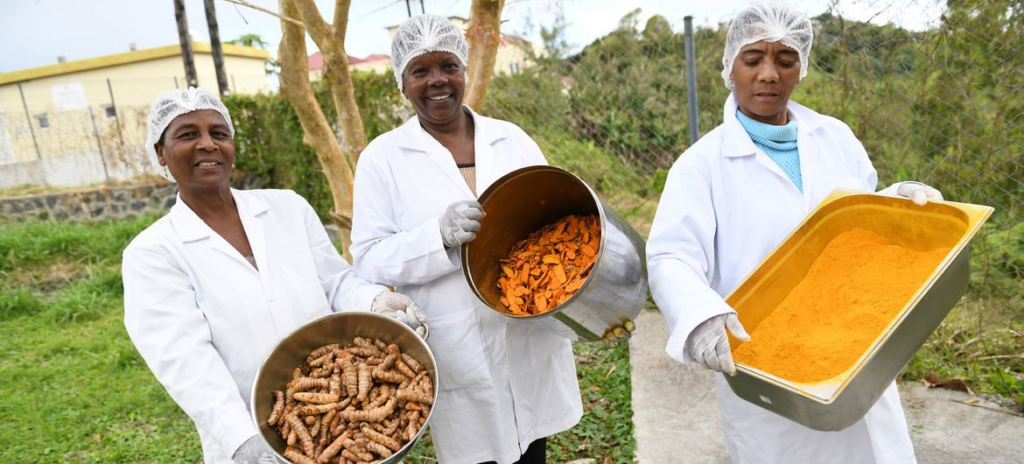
[647,3,942,463]
[122,88,426,464]
[350,15,582,464]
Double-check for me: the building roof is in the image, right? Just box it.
[0,42,270,86]
[308,52,390,71]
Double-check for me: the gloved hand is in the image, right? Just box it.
[439,200,484,248]
[232,435,277,464]
[372,291,428,339]
[687,313,750,375]
[897,181,943,206]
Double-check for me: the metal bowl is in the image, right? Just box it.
[249,311,438,463]
[461,165,648,341]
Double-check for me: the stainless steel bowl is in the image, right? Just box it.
[461,165,649,341]
[250,311,438,463]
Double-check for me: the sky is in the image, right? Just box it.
[0,0,945,74]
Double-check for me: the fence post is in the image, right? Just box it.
[107,78,124,146]
[17,82,47,186]
[88,105,111,184]
[684,15,699,146]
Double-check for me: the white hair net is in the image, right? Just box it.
[144,87,234,181]
[391,14,469,91]
[721,2,813,90]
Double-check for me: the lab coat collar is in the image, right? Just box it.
[721,93,826,158]
[396,106,507,151]
[396,106,506,197]
[169,188,269,243]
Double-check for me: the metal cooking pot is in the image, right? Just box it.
[250,312,438,463]
[461,165,648,341]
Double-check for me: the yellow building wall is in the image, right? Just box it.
[0,43,269,169]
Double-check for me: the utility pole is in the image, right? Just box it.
[684,15,699,145]
[405,0,412,17]
[204,0,229,96]
[174,0,198,88]
[420,0,425,14]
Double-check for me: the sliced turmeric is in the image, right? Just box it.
[497,214,600,316]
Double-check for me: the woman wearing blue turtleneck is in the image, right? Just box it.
[646,3,943,463]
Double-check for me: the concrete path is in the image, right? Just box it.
[629,309,1024,463]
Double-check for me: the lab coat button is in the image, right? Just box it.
[270,294,277,302]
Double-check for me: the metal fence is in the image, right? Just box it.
[0,76,201,190]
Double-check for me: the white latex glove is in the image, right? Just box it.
[232,435,277,464]
[371,291,428,339]
[687,313,750,375]
[897,181,943,206]
[439,200,484,248]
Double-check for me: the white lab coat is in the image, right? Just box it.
[351,108,583,464]
[122,189,386,464]
[647,95,917,463]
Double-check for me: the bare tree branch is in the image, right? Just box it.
[291,0,333,43]
[221,0,303,26]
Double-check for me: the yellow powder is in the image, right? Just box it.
[732,227,950,383]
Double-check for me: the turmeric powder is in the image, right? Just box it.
[732,228,950,383]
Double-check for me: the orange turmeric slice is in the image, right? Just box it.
[496,214,601,316]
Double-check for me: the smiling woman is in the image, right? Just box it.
[123,87,430,464]
[156,109,236,191]
[350,14,584,464]
[646,2,944,464]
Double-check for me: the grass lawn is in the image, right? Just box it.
[0,216,636,463]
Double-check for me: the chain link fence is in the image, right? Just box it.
[0,76,202,191]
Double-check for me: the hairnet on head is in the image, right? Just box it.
[721,2,813,90]
[144,87,234,182]
[391,14,470,91]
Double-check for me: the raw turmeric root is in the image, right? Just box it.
[285,414,315,457]
[285,447,317,464]
[396,388,434,405]
[497,214,600,316]
[267,390,284,426]
[293,392,340,404]
[361,424,403,451]
[266,337,434,462]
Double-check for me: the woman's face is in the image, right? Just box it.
[401,51,466,126]
[730,40,802,125]
[155,109,235,191]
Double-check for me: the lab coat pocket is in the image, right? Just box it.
[427,309,493,391]
[283,257,331,319]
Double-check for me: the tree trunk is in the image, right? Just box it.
[291,0,368,164]
[464,0,505,111]
[174,0,198,87]
[277,0,356,260]
[204,0,230,96]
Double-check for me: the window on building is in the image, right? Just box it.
[104,105,117,118]
[37,115,49,129]
[509,62,520,74]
